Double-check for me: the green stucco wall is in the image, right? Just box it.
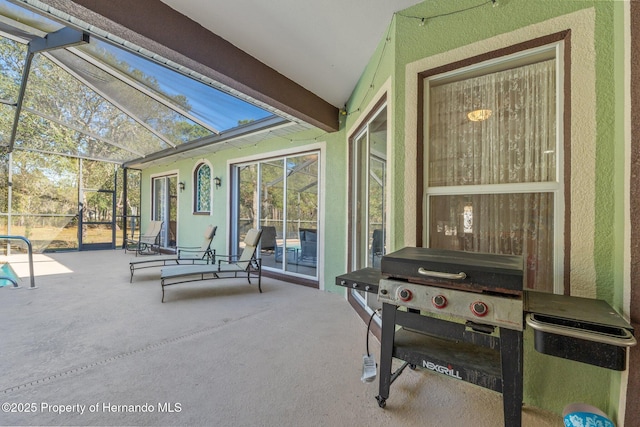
[346,0,627,419]
[140,125,349,295]
[140,0,630,421]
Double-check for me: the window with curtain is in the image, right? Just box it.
[194,162,211,213]
[426,51,561,293]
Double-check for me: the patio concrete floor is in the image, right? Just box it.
[0,250,562,426]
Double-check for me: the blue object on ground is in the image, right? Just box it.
[0,262,20,287]
[563,403,615,427]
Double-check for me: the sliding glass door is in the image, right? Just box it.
[349,104,387,313]
[151,174,178,249]
[233,152,319,279]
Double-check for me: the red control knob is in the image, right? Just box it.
[471,301,489,317]
[432,295,447,309]
[398,288,413,302]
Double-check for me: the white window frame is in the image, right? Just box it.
[423,42,565,294]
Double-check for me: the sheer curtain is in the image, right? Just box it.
[428,60,556,291]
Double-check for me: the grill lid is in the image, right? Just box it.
[381,247,524,295]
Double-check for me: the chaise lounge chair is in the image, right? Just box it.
[160,228,263,302]
[129,225,217,282]
[125,220,163,256]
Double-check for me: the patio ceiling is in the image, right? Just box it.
[0,0,419,169]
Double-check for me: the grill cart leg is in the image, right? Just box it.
[500,327,523,427]
[376,303,398,408]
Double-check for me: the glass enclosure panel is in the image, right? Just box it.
[81,159,116,190]
[0,152,7,214]
[428,193,554,291]
[0,153,6,246]
[80,190,114,246]
[0,1,64,34]
[79,160,116,249]
[10,151,78,251]
[80,223,112,245]
[76,38,273,133]
[0,37,27,101]
[285,154,318,275]
[21,54,169,160]
[122,169,141,242]
[48,47,212,146]
[0,1,281,167]
[14,110,144,163]
[0,104,16,146]
[81,190,114,223]
[10,214,77,252]
[260,159,284,269]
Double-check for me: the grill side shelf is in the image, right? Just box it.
[525,291,636,371]
[335,267,381,294]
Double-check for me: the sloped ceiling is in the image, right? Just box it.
[159,0,421,108]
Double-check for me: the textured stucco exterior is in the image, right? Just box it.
[139,0,633,423]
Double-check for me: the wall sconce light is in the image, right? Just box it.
[214,176,222,189]
[178,181,185,192]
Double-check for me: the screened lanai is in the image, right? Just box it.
[0,0,315,252]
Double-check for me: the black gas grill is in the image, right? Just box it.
[337,247,635,427]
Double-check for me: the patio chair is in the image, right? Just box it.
[298,228,317,264]
[371,228,385,267]
[125,220,163,256]
[129,225,217,282]
[160,228,263,302]
[260,226,277,252]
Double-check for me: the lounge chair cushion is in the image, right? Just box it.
[244,228,262,246]
[160,228,263,302]
[129,225,217,282]
[161,264,220,279]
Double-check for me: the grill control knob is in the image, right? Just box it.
[398,288,413,302]
[432,295,447,309]
[471,301,489,317]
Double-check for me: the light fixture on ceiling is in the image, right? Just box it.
[214,177,222,189]
[467,109,493,122]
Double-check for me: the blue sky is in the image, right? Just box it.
[96,40,273,132]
